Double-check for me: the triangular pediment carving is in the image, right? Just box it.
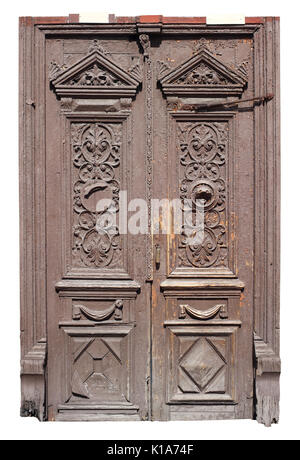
[51,50,140,98]
[159,48,247,97]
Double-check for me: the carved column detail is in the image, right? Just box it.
[140,34,154,281]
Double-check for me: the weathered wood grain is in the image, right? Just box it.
[20,17,280,424]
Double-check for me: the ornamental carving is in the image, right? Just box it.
[73,300,123,322]
[69,335,126,402]
[177,121,228,268]
[68,63,124,87]
[174,62,232,86]
[51,50,140,98]
[139,34,150,58]
[71,122,123,269]
[159,47,247,96]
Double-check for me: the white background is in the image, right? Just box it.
[0,0,299,441]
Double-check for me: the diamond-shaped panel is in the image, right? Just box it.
[180,338,225,391]
[87,338,109,359]
[71,337,125,402]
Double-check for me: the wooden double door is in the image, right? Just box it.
[20,17,280,424]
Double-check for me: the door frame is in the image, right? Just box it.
[19,16,280,425]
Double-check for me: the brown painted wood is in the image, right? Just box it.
[20,17,280,424]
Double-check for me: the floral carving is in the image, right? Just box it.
[177,122,228,268]
[157,60,171,79]
[69,64,124,87]
[175,62,231,85]
[71,123,122,269]
[128,61,143,81]
[48,61,68,81]
[193,38,211,53]
[88,39,109,55]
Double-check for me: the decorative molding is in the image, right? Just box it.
[161,278,245,295]
[159,48,247,96]
[62,325,134,406]
[179,303,228,320]
[73,300,123,321]
[252,19,280,425]
[176,62,231,86]
[55,279,140,297]
[141,34,154,281]
[128,61,143,82]
[88,39,109,55]
[253,19,280,354]
[120,98,133,110]
[49,60,69,81]
[193,38,211,54]
[139,34,150,58]
[166,96,179,111]
[157,60,171,79]
[166,323,240,404]
[69,64,124,87]
[237,60,249,78]
[164,319,242,327]
[20,21,47,421]
[51,50,140,97]
[254,335,281,427]
[21,340,47,375]
[37,23,258,36]
[60,97,73,112]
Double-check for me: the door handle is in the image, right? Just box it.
[155,244,161,268]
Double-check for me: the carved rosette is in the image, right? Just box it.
[177,121,228,268]
[71,122,123,269]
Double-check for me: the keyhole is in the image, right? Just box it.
[195,190,212,204]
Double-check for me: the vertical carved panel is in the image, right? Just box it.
[71,122,123,269]
[141,34,154,282]
[177,121,228,269]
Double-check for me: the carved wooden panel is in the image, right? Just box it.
[50,45,140,97]
[71,121,122,269]
[167,113,235,278]
[72,299,125,322]
[62,114,132,279]
[166,323,240,404]
[178,120,228,269]
[60,325,134,407]
[159,42,247,96]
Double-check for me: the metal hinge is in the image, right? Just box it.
[192,94,274,111]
